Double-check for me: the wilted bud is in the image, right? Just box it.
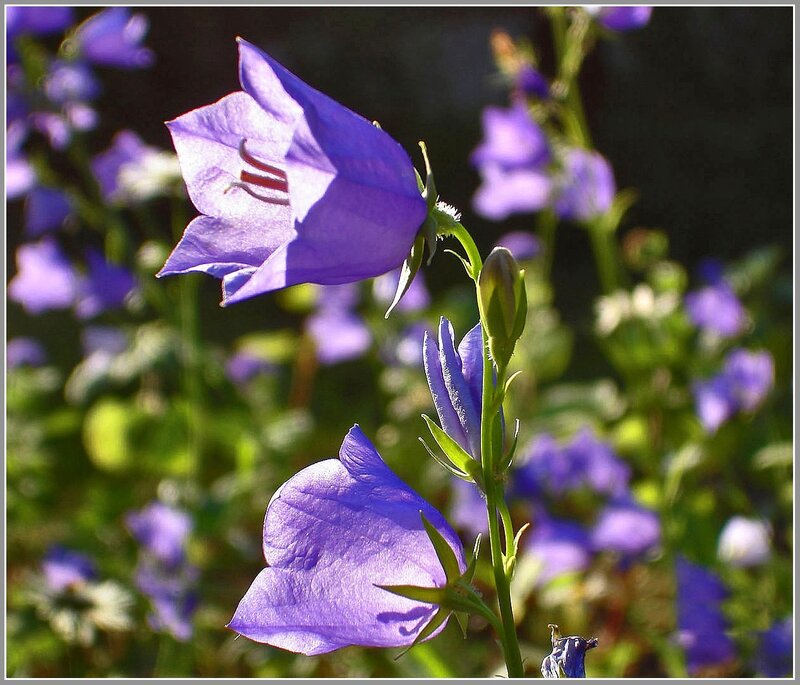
[477,247,527,369]
[541,624,599,678]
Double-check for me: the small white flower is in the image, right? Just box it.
[717,516,771,567]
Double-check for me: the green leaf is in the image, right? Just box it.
[418,438,472,482]
[377,583,445,605]
[499,419,521,471]
[454,611,469,639]
[421,414,482,485]
[443,248,473,278]
[463,534,482,583]
[420,512,461,582]
[385,233,426,319]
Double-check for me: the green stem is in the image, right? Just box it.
[450,226,524,677]
[171,200,204,483]
[587,220,619,294]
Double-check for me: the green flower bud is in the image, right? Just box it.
[477,247,527,369]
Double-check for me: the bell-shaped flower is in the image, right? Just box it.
[228,425,465,655]
[717,516,771,567]
[594,7,653,32]
[126,501,192,569]
[158,39,427,305]
[7,337,47,370]
[525,512,592,587]
[423,318,484,460]
[8,240,79,315]
[75,249,137,320]
[24,187,72,237]
[7,6,74,39]
[553,148,616,222]
[684,281,746,338]
[589,497,661,557]
[541,624,598,678]
[72,8,154,69]
[755,617,793,677]
[42,546,97,591]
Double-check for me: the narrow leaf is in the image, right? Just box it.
[420,511,461,582]
[443,248,473,278]
[463,533,482,583]
[385,233,425,318]
[421,414,483,486]
[499,418,521,471]
[393,607,450,660]
[418,437,473,482]
[377,583,445,605]
[454,611,469,639]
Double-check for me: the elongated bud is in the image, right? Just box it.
[477,247,527,369]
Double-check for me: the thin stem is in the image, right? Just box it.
[445,222,483,280]
[587,220,619,294]
[479,334,524,678]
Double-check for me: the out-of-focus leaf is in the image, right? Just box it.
[83,398,138,472]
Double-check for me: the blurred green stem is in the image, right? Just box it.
[171,199,205,482]
[550,7,622,294]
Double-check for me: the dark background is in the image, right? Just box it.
[9,6,794,355]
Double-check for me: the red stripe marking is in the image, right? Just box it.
[240,170,289,193]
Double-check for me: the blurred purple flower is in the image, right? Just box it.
[73,7,154,69]
[723,348,774,412]
[755,617,793,677]
[43,61,101,103]
[6,122,36,199]
[126,502,192,569]
[494,230,542,262]
[158,39,426,305]
[30,111,71,150]
[306,308,371,365]
[423,318,483,459]
[42,546,96,591]
[228,425,465,655]
[473,165,552,221]
[693,348,774,433]
[696,257,725,285]
[516,64,549,99]
[684,282,746,338]
[693,375,735,434]
[226,351,275,385]
[526,513,592,586]
[7,337,47,369]
[590,498,660,557]
[471,103,550,170]
[514,429,630,498]
[75,249,136,319]
[8,240,79,314]
[6,6,74,38]
[91,130,150,200]
[554,148,615,222]
[24,187,71,236]
[135,559,199,641]
[380,321,432,368]
[675,557,736,675]
[717,516,770,568]
[373,268,430,313]
[449,478,487,540]
[596,7,653,32]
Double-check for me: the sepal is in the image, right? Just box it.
[421,414,483,486]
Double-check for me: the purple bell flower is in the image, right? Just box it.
[6,122,36,199]
[514,428,630,498]
[542,629,599,678]
[449,478,488,540]
[596,7,653,32]
[473,165,552,221]
[43,60,101,104]
[226,351,275,385]
[423,318,484,459]
[526,513,592,586]
[717,516,771,567]
[494,230,542,262]
[589,498,661,557]
[7,337,47,369]
[516,64,550,100]
[693,375,736,434]
[24,186,71,236]
[675,557,736,675]
[684,282,746,338]
[306,307,371,365]
[554,148,616,222]
[723,348,774,413]
[158,39,426,305]
[8,240,79,315]
[75,249,136,319]
[6,6,74,39]
[126,501,192,569]
[471,103,550,171]
[72,7,154,69]
[134,558,199,642]
[91,130,150,200]
[30,111,71,150]
[42,546,96,591]
[755,617,793,677]
[228,425,465,655]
